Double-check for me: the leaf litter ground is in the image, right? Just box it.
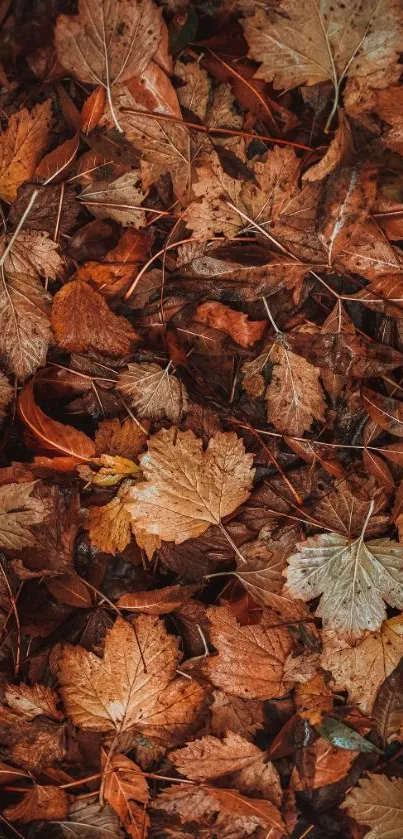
[2,0,403,837]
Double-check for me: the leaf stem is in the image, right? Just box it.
[218,522,247,564]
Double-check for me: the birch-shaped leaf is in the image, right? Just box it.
[55,0,162,131]
[125,429,254,545]
[243,0,403,128]
[285,502,403,640]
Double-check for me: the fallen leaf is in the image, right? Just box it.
[0,480,48,549]
[3,786,69,824]
[0,271,51,381]
[243,0,403,126]
[303,110,353,182]
[342,773,403,839]
[18,378,95,460]
[104,754,149,839]
[206,606,293,700]
[362,387,403,438]
[4,683,62,721]
[52,799,124,838]
[321,616,403,714]
[0,100,52,201]
[171,731,268,781]
[210,690,265,741]
[58,615,205,737]
[88,484,133,554]
[195,301,266,348]
[76,228,153,298]
[51,280,139,356]
[292,737,357,790]
[285,524,403,640]
[95,417,148,459]
[117,584,200,614]
[0,371,12,420]
[117,362,188,424]
[81,86,106,134]
[317,716,380,753]
[0,230,63,281]
[295,673,334,726]
[79,172,147,228]
[55,0,162,132]
[373,660,403,744]
[125,428,254,545]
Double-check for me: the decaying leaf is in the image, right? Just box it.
[285,525,403,640]
[0,481,49,549]
[104,754,149,839]
[0,271,52,381]
[95,417,148,459]
[88,483,133,554]
[0,230,63,281]
[117,362,188,424]
[0,100,52,201]
[125,428,254,545]
[3,785,69,823]
[342,774,403,839]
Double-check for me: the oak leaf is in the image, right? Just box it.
[125,429,254,545]
[286,519,403,640]
[0,271,51,381]
[342,773,403,839]
[117,362,188,424]
[243,0,403,126]
[104,754,149,839]
[206,606,293,700]
[0,100,52,202]
[321,616,403,714]
[52,280,139,356]
[0,481,49,549]
[3,785,69,824]
[55,0,162,131]
[58,615,205,738]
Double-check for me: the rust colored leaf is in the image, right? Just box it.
[373,660,403,745]
[18,378,95,460]
[76,228,153,298]
[117,583,200,614]
[362,387,403,438]
[3,785,69,823]
[342,774,403,839]
[95,417,148,459]
[104,754,149,839]
[51,280,139,356]
[0,100,52,201]
[81,86,106,134]
[195,301,266,348]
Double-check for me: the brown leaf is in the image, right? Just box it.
[319,162,377,264]
[0,271,51,381]
[342,774,403,838]
[292,737,357,790]
[3,785,69,823]
[81,86,106,134]
[125,428,254,545]
[18,378,95,460]
[0,371,12,421]
[171,731,268,782]
[117,362,188,424]
[0,100,52,202]
[104,754,149,839]
[322,616,403,714]
[88,484,133,554]
[303,111,353,182]
[35,133,79,184]
[362,386,403,438]
[373,661,403,745]
[0,480,49,549]
[117,584,200,614]
[79,171,147,228]
[55,0,162,130]
[295,673,334,726]
[206,606,293,700]
[0,230,63,281]
[195,301,266,348]
[4,682,62,721]
[95,417,148,459]
[52,280,139,356]
[58,615,205,737]
[210,690,265,741]
[76,228,153,299]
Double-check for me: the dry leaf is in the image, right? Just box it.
[58,615,204,737]
[195,301,266,348]
[55,0,162,132]
[53,799,124,838]
[3,785,69,823]
[0,371,12,420]
[342,773,403,839]
[373,661,403,745]
[171,732,268,782]
[52,280,139,356]
[77,228,153,299]
[117,584,200,614]
[206,606,293,700]
[0,481,48,549]
[285,525,403,640]
[0,230,63,281]
[295,673,334,726]
[321,616,403,714]
[104,754,149,839]
[292,737,357,790]
[303,111,353,182]
[117,362,188,424]
[18,378,96,460]
[79,172,147,228]
[210,690,265,741]
[88,484,133,554]
[125,428,254,545]
[0,271,51,381]
[0,100,52,201]
[4,683,62,721]
[243,0,403,125]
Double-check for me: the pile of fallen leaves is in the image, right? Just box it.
[2,0,403,837]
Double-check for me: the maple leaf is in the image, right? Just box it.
[52,280,139,356]
[0,271,52,381]
[79,172,147,228]
[342,773,403,839]
[104,754,149,839]
[58,616,205,738]
[88,484,133,554]
[0,481,48,549]
[0,100,52,202]
[321,616,403,714]
[3,785,70,824]
[243,0,403,128]
[243,340,326,436]
[206,606,293,700]
[285,509,403,640]
[117,362,189,424]
[55,0,162,132]
[125,428,254,545]
[0,230,63,281]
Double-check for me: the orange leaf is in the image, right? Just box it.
[195,301,266,348]
[81,86,106,133]
[18,378,95,461]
